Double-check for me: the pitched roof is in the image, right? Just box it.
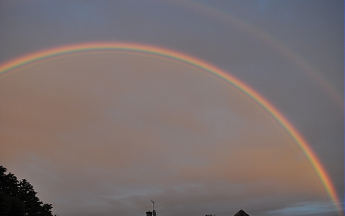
[234,209,249,216]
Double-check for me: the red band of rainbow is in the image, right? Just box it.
[0,42,342,215]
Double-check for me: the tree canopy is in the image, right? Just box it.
[0,165,55,216]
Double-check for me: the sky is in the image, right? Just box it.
[0,1,343,216]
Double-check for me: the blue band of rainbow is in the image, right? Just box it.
[0,42,342,216]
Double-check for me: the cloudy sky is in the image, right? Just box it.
[0,1,343,216]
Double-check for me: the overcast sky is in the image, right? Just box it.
[0,1,343,216]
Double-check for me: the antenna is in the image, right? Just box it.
[151,200,155,211]
[151,200,156,216]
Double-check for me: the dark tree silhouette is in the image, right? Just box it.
[0,165,56,216]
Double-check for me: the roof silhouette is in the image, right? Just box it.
[234,209,249,216]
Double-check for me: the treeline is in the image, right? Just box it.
[0,165,56,216]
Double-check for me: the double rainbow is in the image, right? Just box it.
[0,42,342,215]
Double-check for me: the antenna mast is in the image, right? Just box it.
[151,200,156,216]
[151,200,155,211]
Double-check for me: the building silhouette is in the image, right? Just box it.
[145,207,249,216]
[234,209,249,216]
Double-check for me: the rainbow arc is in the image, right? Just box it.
[0,42,342,216]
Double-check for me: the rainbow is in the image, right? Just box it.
[0,42,342,215]
[167,0,344,108]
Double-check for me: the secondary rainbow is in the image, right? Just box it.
[0,42,342,215]
[170,0,344,108]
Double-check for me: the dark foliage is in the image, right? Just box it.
[0,165,56,216]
